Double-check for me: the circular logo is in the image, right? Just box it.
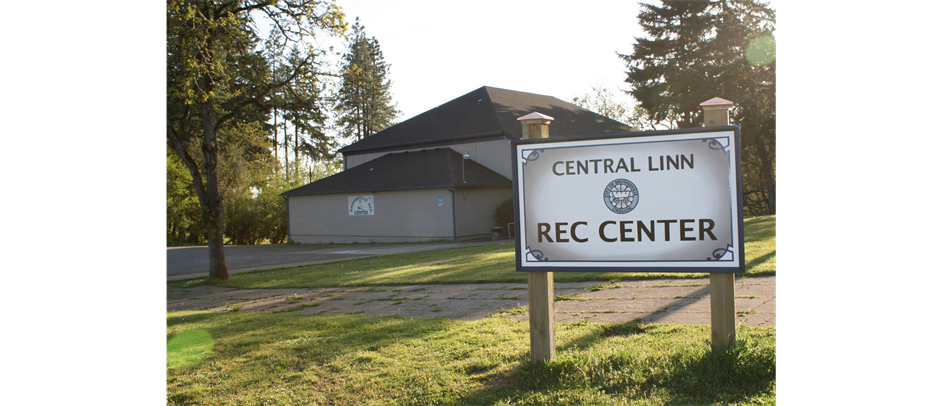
[603,179,639,214]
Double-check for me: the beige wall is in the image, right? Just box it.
[288,188,455,243]
[454,186,513,239]
[288,186,513,243]
[344,139,512,179]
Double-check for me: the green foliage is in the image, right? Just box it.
[271,43,339,182]
[225,160,338,245]
[493,199,514,229]
[220,122,279,244]
[571,84,675,131]
[166,1,347,253]
[167,150,205,245]
[621,1,718,128]
[571,85,631,123]
[619,0,776,215]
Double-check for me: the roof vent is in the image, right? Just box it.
[477,99,482,104]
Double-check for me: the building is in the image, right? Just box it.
[282,86,632,243]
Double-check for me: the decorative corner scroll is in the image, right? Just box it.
[522,149,545,166]
[706,244,734,261]
[701,138,730,155]
[525,246,548,262]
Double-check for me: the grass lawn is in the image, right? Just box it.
[172,215,775,289]
[167,310,775,405]
[167,217,776,404]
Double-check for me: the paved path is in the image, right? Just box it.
[167,275,775,327]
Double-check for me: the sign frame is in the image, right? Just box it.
[511,126,745,273]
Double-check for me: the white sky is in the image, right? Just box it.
[329,0,781,123]
[329,0,650,121]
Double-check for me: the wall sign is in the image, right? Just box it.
[348,195,374,216]
[512,127,744,273]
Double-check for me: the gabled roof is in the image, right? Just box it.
[338,86,633,154]
[282,148,511,197]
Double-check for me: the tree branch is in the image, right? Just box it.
[167,124,211,211]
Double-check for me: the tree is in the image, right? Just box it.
[571,84,678,131]
[335,17,399,142]
[714,1,776,214]
[620,1,719,128]
[219,122,278,245]
[166,0,345,279]
[572,84,631,123]
[167,149,204,245]
[619,0,775,215]
[272,44,339,179]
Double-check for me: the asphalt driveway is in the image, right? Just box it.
[167,240,505,280]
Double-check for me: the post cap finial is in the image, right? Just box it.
[517,112,555,122]
[699,97,734,108]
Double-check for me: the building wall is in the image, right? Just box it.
[454,186,513,239]
[288,188,455,243]
[287,187,513,243]
[344,139,512,179]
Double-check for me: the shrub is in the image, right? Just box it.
[493,199,514,230]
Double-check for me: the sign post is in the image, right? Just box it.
[511,106,744,360]
[702,97,737,352]
[518,112,556,364]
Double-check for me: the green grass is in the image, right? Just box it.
[167,220,776,403]
[172,215,775,289]
[167,311,775,405]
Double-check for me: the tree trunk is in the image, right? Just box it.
[284,119,289,180]
[167,115,228,279]
[206,222,228,279]
[199,102,229,280]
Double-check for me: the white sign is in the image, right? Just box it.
[513,128,744,272]
[348,195,374,216]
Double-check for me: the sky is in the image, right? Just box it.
[328,0,650,121]
[329,0,782,125]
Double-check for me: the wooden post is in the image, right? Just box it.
[528,270,555,363]
[518,112,556,364]
[701,97,736,352]
[710,273,736,350]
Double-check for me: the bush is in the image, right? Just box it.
[493,199,514,230]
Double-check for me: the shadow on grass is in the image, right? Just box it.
[746,249,776,273]
[444,320,774,405]
[743,216,775,243]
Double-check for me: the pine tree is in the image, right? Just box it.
[271,44,337,181]
[620,1,720,128]
[335,17,399,142]
[618,0,775,215]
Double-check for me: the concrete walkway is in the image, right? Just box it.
[167,275,775,327]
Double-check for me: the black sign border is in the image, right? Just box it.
[511,126,745,273]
